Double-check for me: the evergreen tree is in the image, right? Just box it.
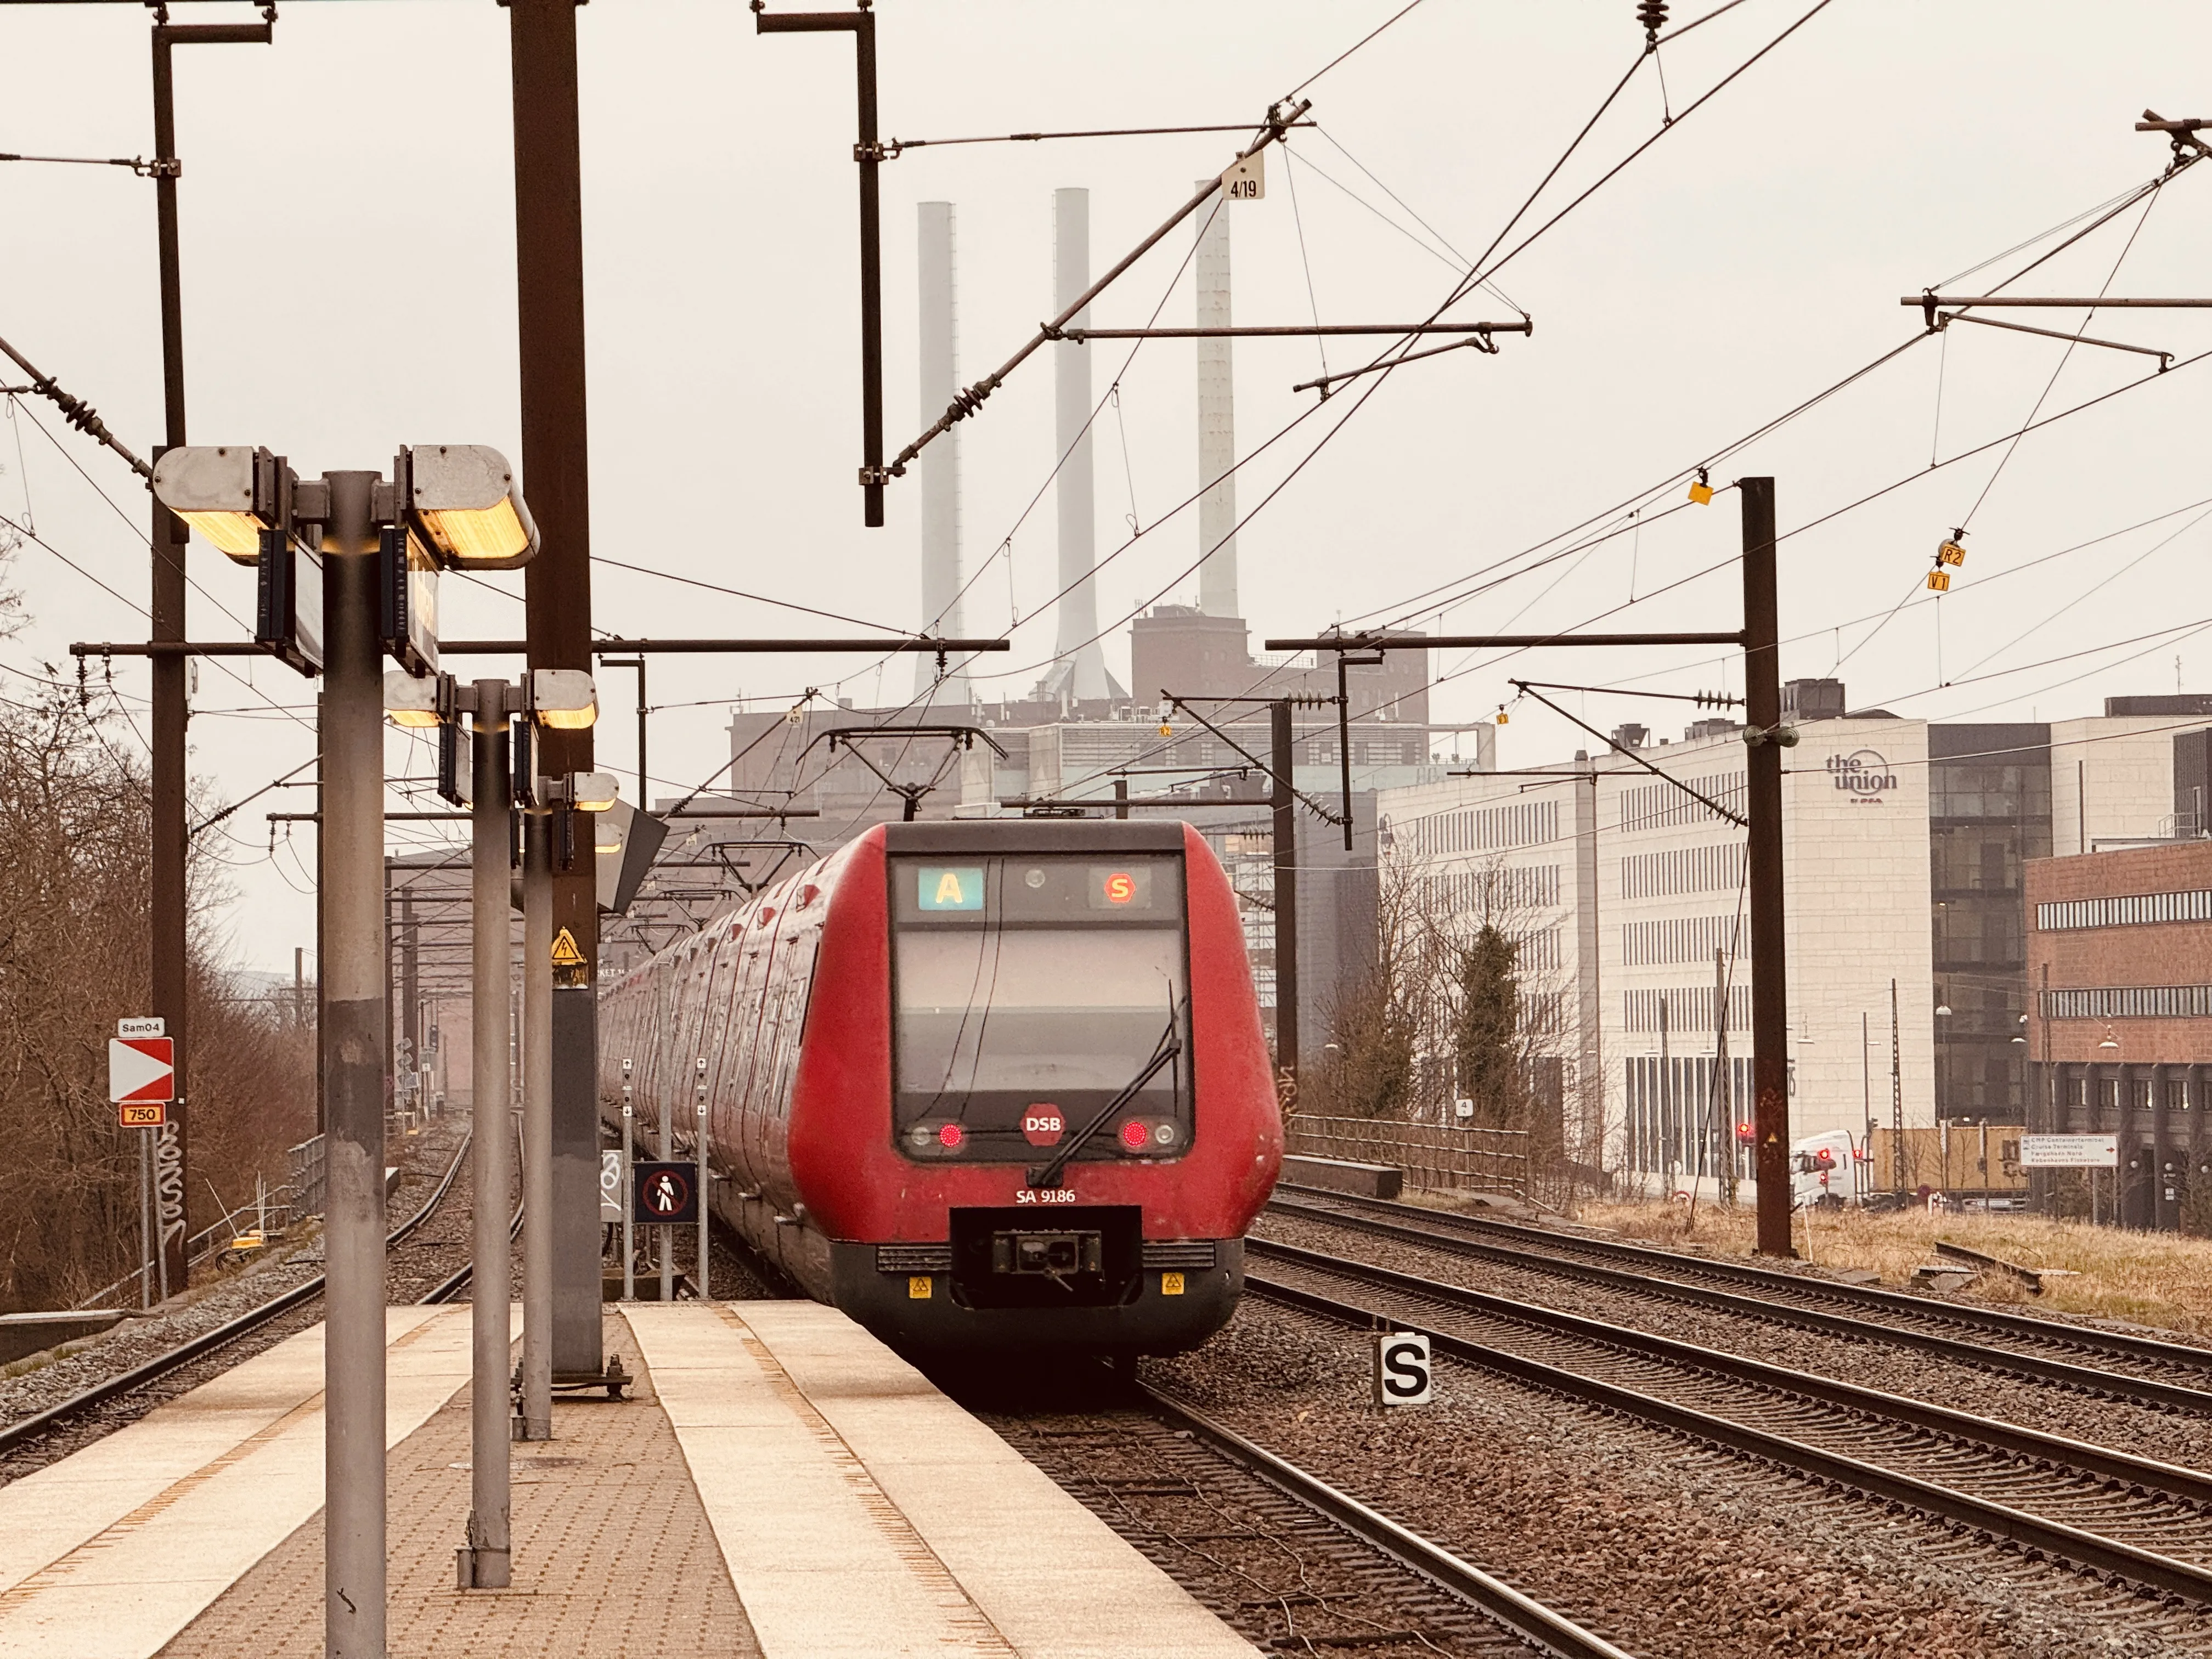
[1453,923,1523,1125]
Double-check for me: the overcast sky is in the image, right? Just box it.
[5,0,2212,973]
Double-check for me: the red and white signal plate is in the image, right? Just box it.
[109,1036,175,1121]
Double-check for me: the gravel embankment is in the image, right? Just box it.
[1259,1209,2212,1473]
[0,1115,477,1483]
[1148,1299,2212,1658]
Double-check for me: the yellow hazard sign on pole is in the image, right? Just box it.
[551,926,588,987]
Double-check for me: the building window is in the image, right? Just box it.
[2036,889,2212,931]
[1623,985,1752,1034]
[2042,985,2212,1019]
[1401,799,1559,858]
[1618,772,1745,832]
[1413,865,1561,915]
[1622,914,1747,967]
[1621,843,1746,899]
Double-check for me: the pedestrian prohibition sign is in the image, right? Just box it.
[633,1160,698,1226]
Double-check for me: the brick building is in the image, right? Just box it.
[2024,841,2212,1231]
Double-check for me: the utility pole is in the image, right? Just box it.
[320,469,388,1657]
[508,0,607,1387]
[1740,477,1792,1257]
[1891,977,1906,1194]
[458,681,512,1590]
[1716,946,1735,1205]
[1271,698,1299,1094]
[146,10,271,1300]
[754,1,886,526]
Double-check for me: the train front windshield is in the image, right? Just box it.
[889,854,1191,1163]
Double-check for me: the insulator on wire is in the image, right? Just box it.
[1638,1,1669,41]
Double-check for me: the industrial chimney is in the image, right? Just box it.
[1049,188,1118,704]
[915,201,970,706]
[1194,183,1238,620]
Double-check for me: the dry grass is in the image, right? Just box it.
[1527,1199,2212,1340]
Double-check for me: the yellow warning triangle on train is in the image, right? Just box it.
[550,927,586,969]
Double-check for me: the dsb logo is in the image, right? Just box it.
[1023,1108,1064,1147]
[1372,1331,1434,1407]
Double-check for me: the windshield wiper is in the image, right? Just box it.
[1026,1023,1182,1192]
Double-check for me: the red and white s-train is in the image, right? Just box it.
[598,820,1283,1355]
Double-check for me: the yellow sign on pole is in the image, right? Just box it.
[551,926,588,988]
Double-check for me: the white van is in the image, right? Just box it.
[1790,1128,1869,1207]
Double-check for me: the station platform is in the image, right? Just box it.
[0,1301,1256,1658]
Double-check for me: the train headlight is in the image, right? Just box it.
[1152,1120,1178,1148]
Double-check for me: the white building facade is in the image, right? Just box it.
[1380,712,1938,1186]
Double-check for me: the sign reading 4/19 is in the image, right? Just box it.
[1220,153,1265,201]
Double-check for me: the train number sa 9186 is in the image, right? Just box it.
[1014,1188,1079,1206]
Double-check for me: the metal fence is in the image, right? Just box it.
[289,1133,326,1219]
[1284,1115,1532,1200]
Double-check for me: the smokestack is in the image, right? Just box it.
[1052,188,1115,703]
[1194,184,1238,619]
[916,200,969,706]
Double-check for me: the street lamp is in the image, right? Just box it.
[383,670,617,1584]
[157,444,533,1650]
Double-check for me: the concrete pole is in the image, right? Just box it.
[1270,699,1298,1090]
[1053,188,1111,702]
[1194,184,1238,619]
[520,805,554,1440]
[461,684,513,1588]
[320,470,388,1657]
[915,201,969,705]
[620,1086,634,1301]
[696,1079,710,1302]
[660,1080,673,1304]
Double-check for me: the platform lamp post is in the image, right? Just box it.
[387,670,613,1575]
[155,442,537,1659]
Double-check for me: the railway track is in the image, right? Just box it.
[0,1127,479,1467]
[1268,1186,2212,1413]
[1246,1236,2212,1611]
[981,1376,1632,1657]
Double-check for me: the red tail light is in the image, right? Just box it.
[938,1122,966,1149]
[1118,1119,1150,1152]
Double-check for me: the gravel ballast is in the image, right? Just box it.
[1148,1298,2212,1658]
[1259,1209,2212,1475]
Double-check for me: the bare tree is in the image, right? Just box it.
[0,668,312,1310]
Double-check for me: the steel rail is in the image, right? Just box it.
[1251,1235,2212,1509]
[1265,1193,2212,1412]
[1274,1183,2212,1385]
[0,1132,473,1457]
[1246,1268,2212,1607]
[1136,1384,1637,1659]
[417,1201,525,1306]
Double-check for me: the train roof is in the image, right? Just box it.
[882,820,1187,856]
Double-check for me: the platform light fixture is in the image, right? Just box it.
[383,669,447,729]
[400,444,539,569]
[151,444,279,564]
[562,771,622,813]
[529,668,598,730]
